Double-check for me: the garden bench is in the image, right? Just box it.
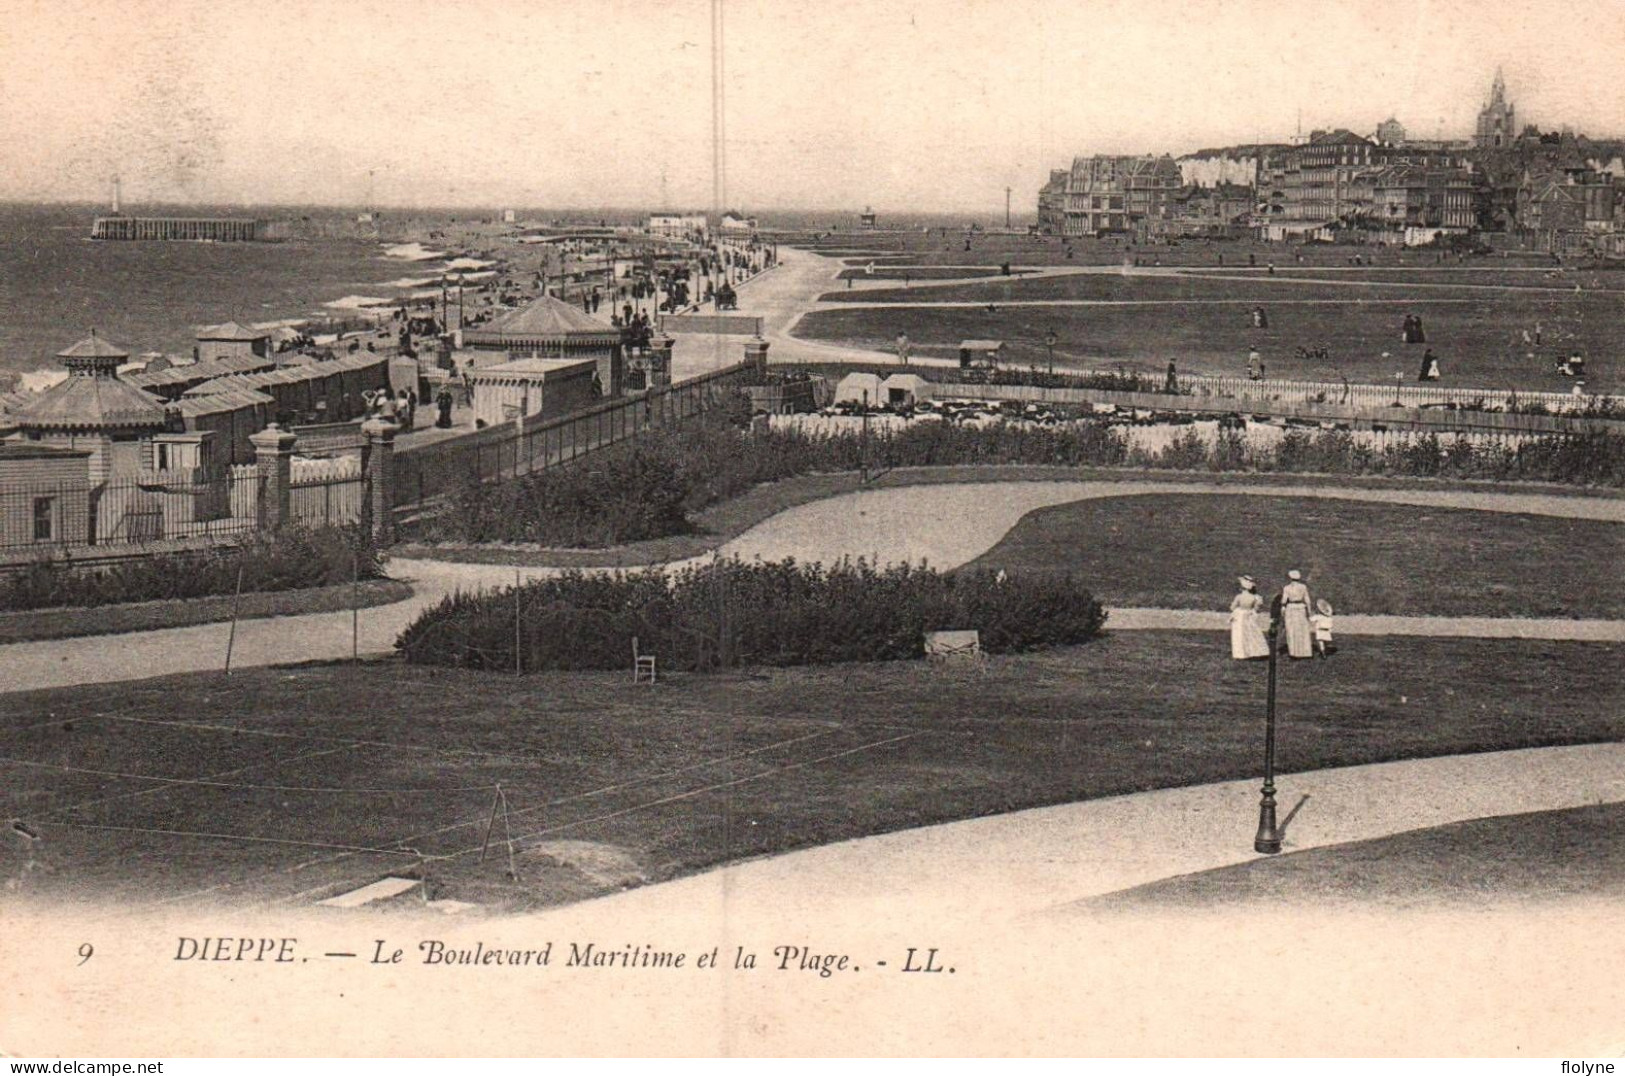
[924,630,982,663]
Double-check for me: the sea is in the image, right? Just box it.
[0,203,463,382]
[0,202,986,383]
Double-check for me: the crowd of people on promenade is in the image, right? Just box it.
[1229,572,1334,661]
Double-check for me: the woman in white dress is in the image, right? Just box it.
[1280,569,1314,659]
[1229,576,1270,660]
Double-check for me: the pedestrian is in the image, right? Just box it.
[1247,348,1262,380]
[1418,348,1441,381]
[1311,599,1335,659]
[1229,576,1270,661]
[1279,570,1314,659]
[1164,360,1178,394]
[435,388,453,429]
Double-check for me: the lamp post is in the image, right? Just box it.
[1045,329,1058,376]
[1254,612,1283,854]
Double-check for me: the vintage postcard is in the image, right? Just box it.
[0,0,1620,1058]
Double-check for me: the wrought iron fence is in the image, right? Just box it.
[391,362,752,509]
[0,464,365,560]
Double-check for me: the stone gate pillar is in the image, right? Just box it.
[249,423,297,532]
[361,417,399,545]
[647,333,675,389]
[744,336,770,382]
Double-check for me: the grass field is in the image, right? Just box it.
[795,293,1620,392]
[835,266,1016,280]
[1094,802,1625,909]
[795,232,1582,269]
[963,494,1625,618]
[2,632,1619,913]
[793,231,1625,392]
[817,271,1503,304]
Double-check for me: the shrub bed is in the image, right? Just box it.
[421,397,1625,548]
[0,578,413,644]
[0,526,384,613]
[396,558,1108,673]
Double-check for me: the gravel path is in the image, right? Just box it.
[532,741,1625,927]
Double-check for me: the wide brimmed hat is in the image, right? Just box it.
[1288,569,1302,581]
[1316,599,1333,615]
[1239,575,1256,590]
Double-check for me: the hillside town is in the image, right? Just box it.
[1038,69,1625,255]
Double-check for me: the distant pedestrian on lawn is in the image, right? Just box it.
[1248,348,1263,380]
[1279,570,1314,659]
[1164,360,1178,393]
[1418,348,1441,381]
[1229,576,1270,660]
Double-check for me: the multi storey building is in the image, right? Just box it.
[1036,170,1069,234]
[1052,155,1182,236]
[1258,129,1470,238]
[1371,163,1478,243]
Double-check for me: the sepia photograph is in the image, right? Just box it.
[0,0,1621,1059]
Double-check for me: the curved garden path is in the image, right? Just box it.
[527,741,1625,929]
[0,478,1618,694]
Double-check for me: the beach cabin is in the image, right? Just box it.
[958,340,1003,383]
[195,321,272,366]
[466,357,599,429]
[881,373,932,409]
[833,372,885,407]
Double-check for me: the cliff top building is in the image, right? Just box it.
[1476,67,1516,149]
[1375,117,1407,146]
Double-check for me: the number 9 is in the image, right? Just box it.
[77,943,93,965]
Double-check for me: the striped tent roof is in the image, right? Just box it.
[168,388,276,418]
[127,353,277,392]
[196,320,270,341]
[465,294,620,344]
[11,371,169,431]
[181,353,388,397]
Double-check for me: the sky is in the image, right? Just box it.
[2,0,1623,214]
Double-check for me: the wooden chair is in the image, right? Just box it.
[632,636,657,685]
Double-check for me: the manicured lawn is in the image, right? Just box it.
[835,266,1013,280]
[795,233,1572,269]
[1,632,1618,912]
[1267,267,1625,292]
[796,290,1621,392]
[398,467,1623,570]
[817,271,1493,304]
[963,493,1625,618]
[0,579,413,644]
[1094,802,1625,909]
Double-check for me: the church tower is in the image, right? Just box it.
[1475,67,1516,148]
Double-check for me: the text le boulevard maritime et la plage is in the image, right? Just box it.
[173,936,957,978]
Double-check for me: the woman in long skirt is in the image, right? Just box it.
[1280,569,1314,659]
[1229,576,1270,660]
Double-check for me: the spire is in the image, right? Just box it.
[1492,66,1506,102]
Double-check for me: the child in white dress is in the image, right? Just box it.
[1312,599,1335,659]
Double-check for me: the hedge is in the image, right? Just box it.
[0,525,384,613]
[420,397,1625,548]
[396,558,1108,673]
